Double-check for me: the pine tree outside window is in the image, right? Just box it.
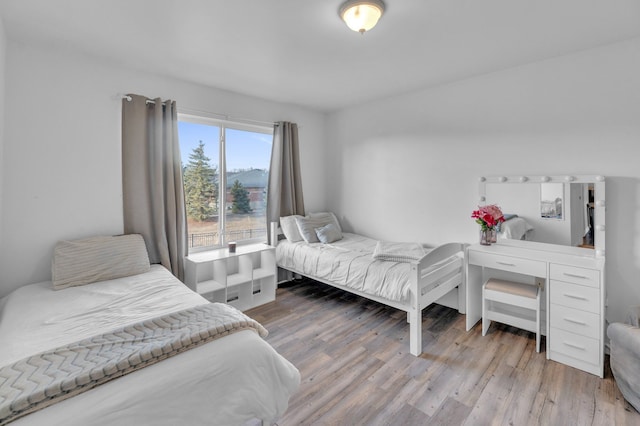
[178,114,273,250]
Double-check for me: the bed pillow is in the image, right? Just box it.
[315,223,343,244]
[309,211,342,232]
[295,215,335,243]
[52,234,150,290]
[280,215,305,242]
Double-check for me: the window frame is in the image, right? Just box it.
[178,112,273,253]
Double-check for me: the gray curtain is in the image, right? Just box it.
[122,94,187,281]
[267,121,305,243]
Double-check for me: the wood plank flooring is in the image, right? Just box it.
[246,278,640,425]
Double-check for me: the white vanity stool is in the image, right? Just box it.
[482,278,542,352]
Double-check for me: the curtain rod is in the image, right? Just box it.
[120,94,278,127]
[120,94,161,106]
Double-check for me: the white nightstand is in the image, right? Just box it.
[184,243,276,311]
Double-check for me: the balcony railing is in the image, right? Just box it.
[188,228,267,248]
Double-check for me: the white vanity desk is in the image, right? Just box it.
[466,175,606,377]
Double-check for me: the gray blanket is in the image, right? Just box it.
[0,303,267,425]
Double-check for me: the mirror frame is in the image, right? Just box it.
[478,175,605,257]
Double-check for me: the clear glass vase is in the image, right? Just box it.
[480,228,491,245]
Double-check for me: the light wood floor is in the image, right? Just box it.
[247,279,640,426]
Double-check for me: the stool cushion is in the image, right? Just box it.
[485,278,538,299]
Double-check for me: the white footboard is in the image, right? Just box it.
[408,243,466,356]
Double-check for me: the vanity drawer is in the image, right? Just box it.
[550,327,600,366]
[551,281,600,314]
[550,304,600,339]
[550,264,599,288]
[468,251,546,277]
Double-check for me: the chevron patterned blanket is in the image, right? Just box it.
[0,302,268,425]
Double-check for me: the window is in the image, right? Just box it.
[178,114,273,250]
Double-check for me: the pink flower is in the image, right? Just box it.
[471,205,504,230]
[484,205,504,222]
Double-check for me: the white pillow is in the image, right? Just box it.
[52,234,150,290]
[280,215,304,242]
[315,223,343,244]
[309,212,342,232]
[295,215,335,243]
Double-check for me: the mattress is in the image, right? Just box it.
[0,265,300,425]
[276,232,454,303]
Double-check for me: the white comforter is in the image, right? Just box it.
[277,233,432,303]
[0,265,300,425]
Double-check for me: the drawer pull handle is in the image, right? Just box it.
[496,261,516,267]
[563,293,587,301]
[563,272,589,280]
[563,341,586,351]
[564,317,587,326]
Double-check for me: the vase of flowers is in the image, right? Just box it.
[471,205,505,246]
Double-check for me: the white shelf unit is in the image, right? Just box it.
[184,243,276,311]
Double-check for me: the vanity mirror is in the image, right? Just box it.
[478,175,605,257]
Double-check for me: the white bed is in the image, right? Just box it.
[0,264,300,425]
[271,221,466,356]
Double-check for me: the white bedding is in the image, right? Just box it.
[372,240,426,262]
[276,232,454,303]
[0,265,300,425]
[499,217,534,240]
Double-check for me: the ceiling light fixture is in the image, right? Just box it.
[339,0,386,34]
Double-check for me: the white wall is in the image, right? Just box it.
[326,37,640,324]
[0,42,326,297]
[0,16,6,249]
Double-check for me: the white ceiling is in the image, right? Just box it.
[1,0,639,112]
